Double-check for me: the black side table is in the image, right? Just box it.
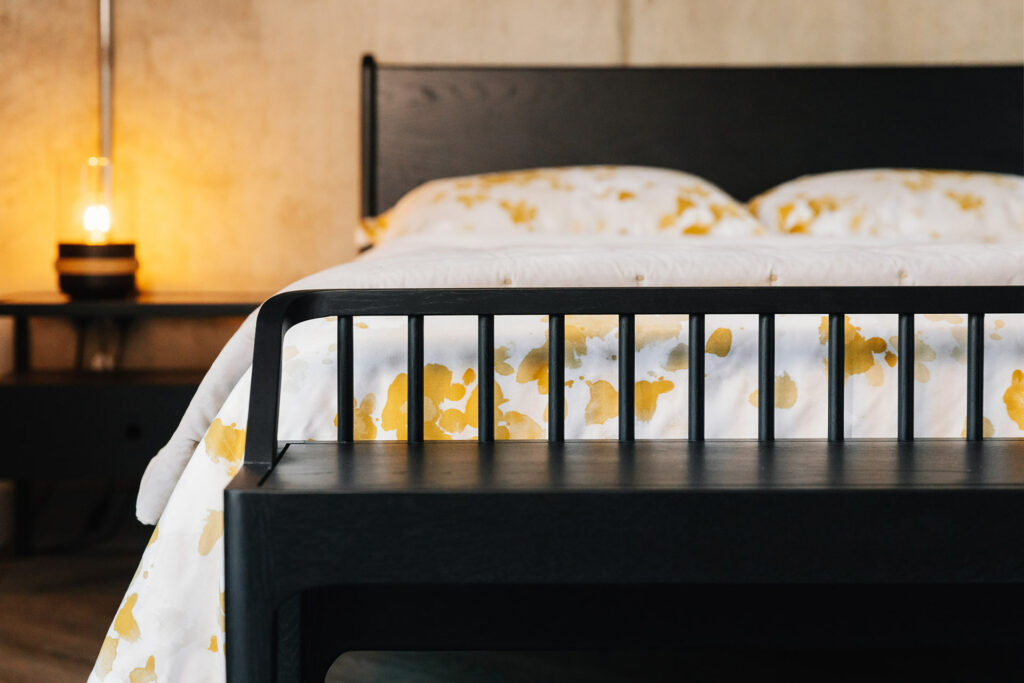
[0,291,263,554]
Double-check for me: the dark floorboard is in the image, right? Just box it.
[0,550,140,682]
[0,480,148,682]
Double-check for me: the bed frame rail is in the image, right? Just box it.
[244,285,1024,468]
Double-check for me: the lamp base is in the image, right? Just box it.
[56,243,138,299]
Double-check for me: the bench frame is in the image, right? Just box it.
[226,285,1024,682]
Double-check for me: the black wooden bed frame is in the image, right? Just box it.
[226,57,1024,682]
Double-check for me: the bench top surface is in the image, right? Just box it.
[231,440,1024,493]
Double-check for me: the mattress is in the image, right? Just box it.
[92,233,1024,682]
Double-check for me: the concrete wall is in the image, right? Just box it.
[0,0,1020,371]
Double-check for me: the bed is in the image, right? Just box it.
[91,59,1024,683]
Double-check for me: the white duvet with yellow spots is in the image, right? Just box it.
[93,233,1024,682]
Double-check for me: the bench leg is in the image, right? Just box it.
[249,590,346,683]
[298,592,348,683]
[277,594,306,683]
[226,590,314,683]
[226,492,282,682]
[225,590,276,683]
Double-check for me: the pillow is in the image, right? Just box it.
[357,166,765,248]
[748,169,1024,241]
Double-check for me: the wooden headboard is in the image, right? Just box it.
[360,55,1023,216]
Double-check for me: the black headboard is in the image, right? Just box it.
[361,55,1023,216]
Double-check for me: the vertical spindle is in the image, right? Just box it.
[688,314,705,441]
[619,314,635,442]
[548,314,565,442]
[408,314,424,442]
[967,312,985,441]
[898,313,914,442]
[478,314,494,442]
[828,313,845,441]
[337,315,354,442]
[758,313,775,441]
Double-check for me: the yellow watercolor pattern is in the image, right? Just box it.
[1006,370,1024,430]
[357,166,765,248]
[204,419,246,477]
[750,169,1023,241]
[128,655,157,683]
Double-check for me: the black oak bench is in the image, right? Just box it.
[226,286,1024,683]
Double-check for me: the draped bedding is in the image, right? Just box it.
[88,231,1024,682]
[79,162,1024,681]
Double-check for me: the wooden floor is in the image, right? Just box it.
[0,549,139,682]
[0,479,149,682]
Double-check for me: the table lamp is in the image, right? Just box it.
[56,156,138,299]
[55,0,137,299]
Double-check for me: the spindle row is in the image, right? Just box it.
[336,312,987,444]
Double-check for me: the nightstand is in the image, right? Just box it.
[0,291,263,554]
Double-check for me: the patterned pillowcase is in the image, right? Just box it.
[748,169,1024,241]
[356,166,765,248]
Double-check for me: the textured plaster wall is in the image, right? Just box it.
[0,0,1021,370]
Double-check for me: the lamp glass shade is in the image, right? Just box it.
[56,157,136,245]
[55,158,138,298]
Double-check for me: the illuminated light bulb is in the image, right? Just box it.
[83,204,112,244]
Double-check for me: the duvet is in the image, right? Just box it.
[91,233,1024,682]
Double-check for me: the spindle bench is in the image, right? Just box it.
[225,285,1024,683]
